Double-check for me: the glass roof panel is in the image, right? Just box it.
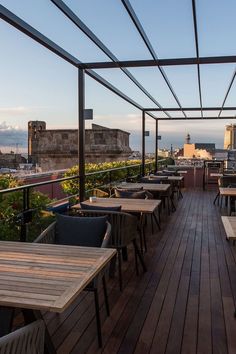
[162,65,200,107]
[222,77,236,107]
[127,67,177,108]
[0,0,112,62]
[200,64,235,106]
[64,0,152,60]
[92,68,164,108]
[197,0,236,56]
[129,0,196,58]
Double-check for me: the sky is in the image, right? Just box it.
[1,0,236,153]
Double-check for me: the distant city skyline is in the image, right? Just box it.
[0,118,229,154]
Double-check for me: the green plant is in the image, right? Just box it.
[61,159,155,196]
[0,175,53,241]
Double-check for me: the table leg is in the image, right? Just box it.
[227,196,231,216]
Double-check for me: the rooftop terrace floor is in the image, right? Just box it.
[16,188,236,353]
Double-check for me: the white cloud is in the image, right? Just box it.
[0,121,25,131]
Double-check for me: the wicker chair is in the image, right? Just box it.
[34,215,111,348]
[0,320,45,354]
[74,209,147,291]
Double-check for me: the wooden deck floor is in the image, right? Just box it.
[44,189,236,353]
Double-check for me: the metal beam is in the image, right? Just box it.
[121,0,187,118]
[78,69,85,202]
[158,116,236,120]
[192,0,203,117]
[155,119,158,172]
[81,56,236,69]
[142,111,145,176]
[51,0,169,117]
[143,107,236,111]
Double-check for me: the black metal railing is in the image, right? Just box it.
[0,160,163,242]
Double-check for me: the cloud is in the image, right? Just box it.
[0,121,22,131]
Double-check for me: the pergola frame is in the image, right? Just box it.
[1,0,236,200]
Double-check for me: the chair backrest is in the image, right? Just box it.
[116,186,143,192]
[114,189,147,199]
[55,214,109,247]
[77,209,137,248]
[0,320,45,354]
[80,202,121,212]
[34,215,111,248]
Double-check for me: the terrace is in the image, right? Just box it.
[1,1,236,353]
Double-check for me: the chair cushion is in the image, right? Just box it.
[80,202,121,212]
[116,187,143,192]
[55,214,107,247]
[114,189,146,199]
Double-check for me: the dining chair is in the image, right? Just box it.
[0,320,45,354]
[35,214,111,348]
[74,209,147,291]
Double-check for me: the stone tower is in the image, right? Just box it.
[185,133,190,144]
[224,124,236,149]
[28,121,46,164]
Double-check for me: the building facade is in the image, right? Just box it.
[224,124,236,149]
[28,121,132,171]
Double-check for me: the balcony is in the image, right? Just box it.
[1,1,236,353]
[8,187,235,353]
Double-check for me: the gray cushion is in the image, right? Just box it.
[55,214,107,247]
[115,189,146,199]
[80,202,121,212]
[116,187,143,192]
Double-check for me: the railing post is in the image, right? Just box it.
[78,68,85,201]
[155,119,158,172]
[142,110,145,176]
[20,188,30,242]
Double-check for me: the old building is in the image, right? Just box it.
[28,121,132,171]
[183,134,215,159]
[0,152,26,170]
[224,124,236,149]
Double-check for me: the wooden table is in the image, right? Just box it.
[143,176,184,199]
[220,187,236,215]
[74,197,161,215]
[221,216,236,240]
[0,241,116,351]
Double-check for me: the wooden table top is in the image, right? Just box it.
[221,216,236,239]
[0,241,116,313]
[74,197,161,214]
[219,188,236,196]
[117,182,170,192]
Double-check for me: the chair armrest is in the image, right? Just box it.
[34,221,56,244]
[101,221,112,248]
